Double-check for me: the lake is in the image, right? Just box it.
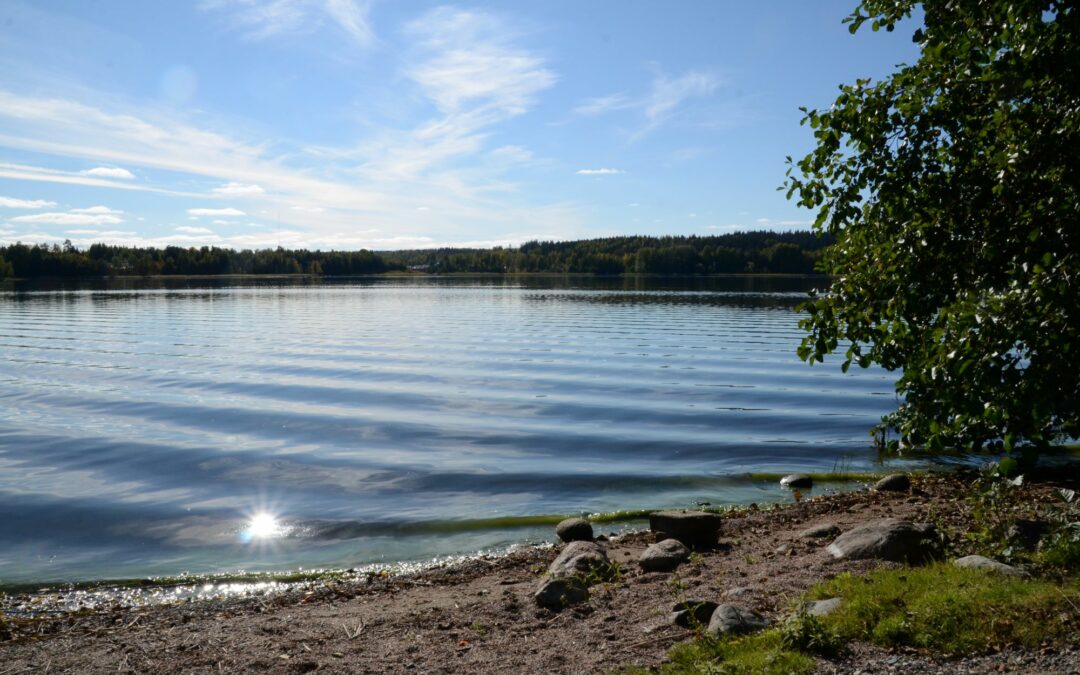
[0,276,903,586]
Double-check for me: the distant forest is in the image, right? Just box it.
[0,231,831,279]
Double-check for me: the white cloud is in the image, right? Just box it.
[187,207,246,217]
[213,181,265,195]
[290,205,325,213]
[755,217,812,227]
[65,229,136,236]
[211,219,236,225]
[71,205,123,214]
[176,225,214,234]
[201,0,374,46]
[0,195,56,209]
[82,166,135,180]
[11,211,123,226]
[576,168,624,175]
[488,145,533,164]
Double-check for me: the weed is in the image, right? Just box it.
[779,610,842,657]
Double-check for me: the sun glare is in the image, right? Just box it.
[246,512,282,539]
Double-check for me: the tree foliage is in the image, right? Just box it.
[785,0,1079,451]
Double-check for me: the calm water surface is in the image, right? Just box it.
[0,276,903,585]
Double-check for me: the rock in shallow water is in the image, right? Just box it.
[555,517,593,543]
[826,518,941,563]
[708,604,769,635]
[639,538,690,572]
[873,474,911,492]
[780,474,813,489]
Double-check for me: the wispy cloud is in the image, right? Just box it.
[188,207,246,217]
[11,207,124,226]
[572,68,721,140]
[0,195,56,209]
[82,166,135,180]
[755,217,812,227]
[576,168,624,175]
[201,0,374,47]
[176,225,214,234]
[212,181,265,195]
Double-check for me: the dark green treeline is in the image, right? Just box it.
[0,231,829,279]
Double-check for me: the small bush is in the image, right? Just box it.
[780,611,842,657]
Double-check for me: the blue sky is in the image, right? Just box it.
[0,1,920,250]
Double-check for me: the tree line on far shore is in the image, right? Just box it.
[0,230,831,279]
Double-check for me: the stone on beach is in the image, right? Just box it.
[648,510,723,548]
[873,474,911,492]
[670,598,718,628]
[638,538,690,572]
[826,518,941,563]
[534,577,588,608]
[953,555,1027,577]
[708,604,769,635]
[798,523,841,539]
[548,541,610,579]
[555,517,593,543]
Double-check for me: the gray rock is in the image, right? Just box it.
[722,586,755,598]
[639,538,691,572]
[799,523,841,539]
[873,474,911,492]
[648,510,723,548]
[555,517,593,543]
[1006,519,1045,551]
[669,598,719,628]
[533,577,588,608]
[780,474,813,489]
[953,555,1027,577]
[548,540,610,579]
[708,604,769,635]
[826,518,941,563]
[806,597,842,617]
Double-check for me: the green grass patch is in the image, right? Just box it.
[639,630,816,675]
[808,564,1080,654]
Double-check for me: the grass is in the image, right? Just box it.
[643,565,1080,673]
[810,564,1080,654]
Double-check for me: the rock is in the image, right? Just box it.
[826,518,941,563]
[670,598,718,628]
[873,474,911,492]
[534,577,588,608]
[648,510,723,548]
[555,517,593,543]
[722,586,754,598]
[953,555,1027,577]
[799,523,841,539]
[1006,519,1045,551]
[548,541,610,579]
[806,597,842,617]
[639,538,691,572]
[708,604,769,635]
[780,474,813,489]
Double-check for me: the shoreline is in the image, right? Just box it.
[3,466,1077,673]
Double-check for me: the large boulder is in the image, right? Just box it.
[670,598,718,628]
[708,604,769,635]
[639,538,690,572]
[548,540,610,578]
[649,510,723,548]
[534,577,588,608]
[953,555,1026,577]
[826,519,941,563]
[555,517,593,543]
[873,474,911,492]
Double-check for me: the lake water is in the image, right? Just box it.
[0,276,903,586]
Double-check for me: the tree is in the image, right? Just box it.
[785,1,1078,452]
